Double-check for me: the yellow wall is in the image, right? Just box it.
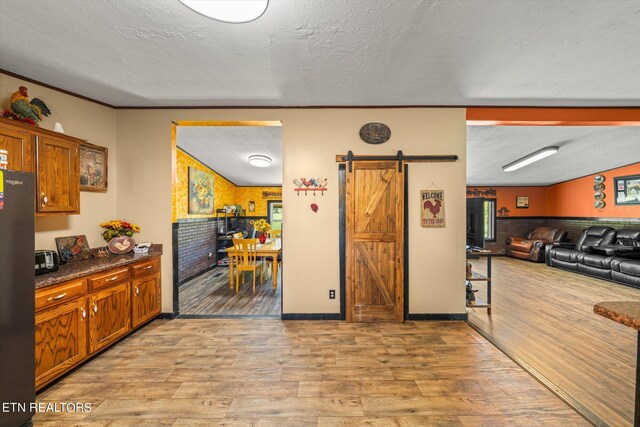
[0,73,118,250]
[235,186,282,216]
[174,148,281,219]
[117,108,467,315]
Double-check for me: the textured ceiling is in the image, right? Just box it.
[1,0,639,107]
[467,126,640,186]
[176,125,282,186]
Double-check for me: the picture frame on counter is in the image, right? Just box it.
[79,142,108,192]
[516,196,529,208]
[614,174,640,205]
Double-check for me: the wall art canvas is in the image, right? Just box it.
[55,235,92,263]
[188,167,214,214]
[614,174,640,205]
[516,196,529,208]
[79,143,108,192]
[421,189,445,227]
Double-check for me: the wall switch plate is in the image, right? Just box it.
[329,289,336,299]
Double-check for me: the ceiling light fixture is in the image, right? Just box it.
[178,0,268,23]
[248,155,272,168]
[502,146,559,172]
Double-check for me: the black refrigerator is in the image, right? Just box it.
[0,170,35,426]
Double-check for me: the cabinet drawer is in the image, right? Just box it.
[88,268,131,292]
[132,258,160,278]
[35,279,86,312]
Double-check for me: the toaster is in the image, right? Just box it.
[35,250,59,275]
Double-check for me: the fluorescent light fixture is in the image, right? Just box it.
[248,155,272,168]
[502,146,559,172]
[178,0,268,23]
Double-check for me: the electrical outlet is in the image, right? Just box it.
[329,289,336,299]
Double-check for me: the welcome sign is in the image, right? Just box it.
[421,189,445,227]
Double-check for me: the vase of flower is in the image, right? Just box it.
[251,219,271,244]
[99,220,141,242]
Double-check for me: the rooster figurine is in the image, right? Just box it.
[9,86,51,124]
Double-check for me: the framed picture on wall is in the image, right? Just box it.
[516,196,529,208]
[79,143,108,192]
[188,167,214,214]
[614,174,640,205]
[248,200,255,212]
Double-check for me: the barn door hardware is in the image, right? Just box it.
[336,153,458,166]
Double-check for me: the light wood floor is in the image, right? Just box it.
[179,267,281,316]
[34,318,587,426]
[468,256,640,426]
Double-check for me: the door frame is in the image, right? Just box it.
[267,200,283,229]
[338,164,409,321]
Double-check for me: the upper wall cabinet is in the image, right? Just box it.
[0,117,81,215]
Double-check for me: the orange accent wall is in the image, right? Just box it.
[468,163,640,219]
[466,186,547,217]
[546,163,640,218]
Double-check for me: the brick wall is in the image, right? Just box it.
[176,218,217,284]
[490,217,640,254]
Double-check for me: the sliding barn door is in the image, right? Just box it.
[346,160,404,322]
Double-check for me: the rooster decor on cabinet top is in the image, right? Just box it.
[3,86,51,125]
[421,189,445,227]
[293,177,327,195]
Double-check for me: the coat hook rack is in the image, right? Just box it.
[293,177,328,196]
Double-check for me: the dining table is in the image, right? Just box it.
[226,239,282,290]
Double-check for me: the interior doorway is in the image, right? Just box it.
[345,160,405,322]
[171,121,283,317]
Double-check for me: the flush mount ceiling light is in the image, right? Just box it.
[178,0,268,23]
[502,146,559,172]
[248,155,272,168]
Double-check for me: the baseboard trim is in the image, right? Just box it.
[158,312,179,320]
[281,313,342,320]
[467,318,606,427]
[178,314,280,319]
[408,313,468,321]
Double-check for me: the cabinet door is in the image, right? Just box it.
[36,134,79,214]
[35,298,88,390]
[0,124,35,172]
[131,272,161,328]
[88,283,131,354]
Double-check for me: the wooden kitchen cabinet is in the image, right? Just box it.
[0,117,82,215]
[0,120,35,172]
[88,282,131,354]
[132,272,161,328]
[36,134,80,214]
[34,256,162,390]
[35,297,88,390]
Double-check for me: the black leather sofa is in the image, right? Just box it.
[546,226,640,288]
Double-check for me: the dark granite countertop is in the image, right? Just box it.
[594,301,640,331]
[35,244,163,290]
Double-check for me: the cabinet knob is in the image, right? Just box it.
[92,302,98,314]
[135,286,140,295]
[41,193,48,205]
[80,307,87,320]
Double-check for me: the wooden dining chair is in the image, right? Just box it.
[231,238,264,293]
[264,230,282,279]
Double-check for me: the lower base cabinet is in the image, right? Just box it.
[35,257,161,390]
[132,273,161,328]
[89,283,131,354]
[35,298,88,388]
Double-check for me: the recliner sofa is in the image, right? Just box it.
[546,226,640,288]
[506,227,568,262]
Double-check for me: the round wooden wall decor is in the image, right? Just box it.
[359,122,391,144]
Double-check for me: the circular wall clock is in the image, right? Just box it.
[594,175,605,184]
[593,183,605,191]
[359,122,391,144]
[594,192,605,201]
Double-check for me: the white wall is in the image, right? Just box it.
[116,108,467,315]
